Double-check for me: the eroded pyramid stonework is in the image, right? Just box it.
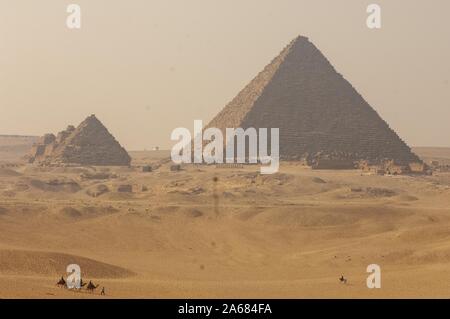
[206,36,420,165]
[29,115,131,166]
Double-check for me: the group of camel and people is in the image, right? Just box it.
[56,276,106,295]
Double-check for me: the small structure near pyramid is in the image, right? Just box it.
[205,36,421,167]
[28,115,131,166]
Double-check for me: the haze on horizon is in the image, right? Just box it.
[0,0,449,150]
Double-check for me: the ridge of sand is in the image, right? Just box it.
[0,249,134,278]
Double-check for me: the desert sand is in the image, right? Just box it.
[0,146,449,298]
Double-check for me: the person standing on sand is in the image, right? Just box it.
[101,287,106,296]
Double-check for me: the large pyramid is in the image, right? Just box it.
[29,115,131,166]
[206,36,420,165]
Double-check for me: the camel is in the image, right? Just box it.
[56,276,66,288]
[339,275,348,284]
[86,280,99,293]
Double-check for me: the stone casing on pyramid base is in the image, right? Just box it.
[204,36,422,166]
[28,115,131,166]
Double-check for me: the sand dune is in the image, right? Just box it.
[0,150,449,297]
[0,249,134,278]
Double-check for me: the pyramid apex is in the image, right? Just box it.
[284,36,311,53]
[82,114,103,125]
[294,35,309,42]
[290,35,309,46]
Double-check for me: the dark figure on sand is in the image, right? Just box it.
[56,276,66,288]
[339,275,348,284]
[86,280,99,293]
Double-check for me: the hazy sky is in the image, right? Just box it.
[1,0,449,149]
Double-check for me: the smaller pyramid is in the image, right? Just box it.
[29,115,131,166]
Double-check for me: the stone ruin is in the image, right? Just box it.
[359,159,431,175]
[28,115,131,166]
[204,36,421,168]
